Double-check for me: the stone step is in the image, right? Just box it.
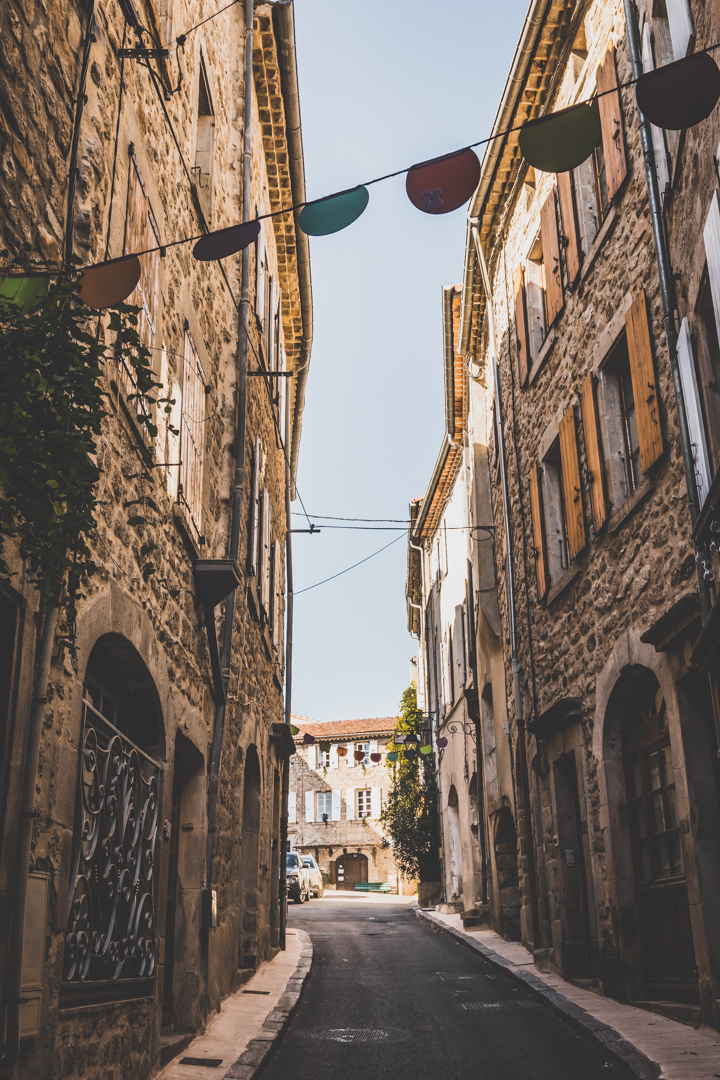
[159,1031,195,1067]
[461,916,488,929]
[626,1000,703,1028]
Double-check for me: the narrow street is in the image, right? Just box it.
[265,896,626,1080]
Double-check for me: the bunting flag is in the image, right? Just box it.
[193,219,260,261]
[405,148,481,215]
[518,103,601,173]
[635,50,720,130]
[0,273,49,311]
[437,737,448,749]
[420,745,432,755]
[353,750,366,761]
[336,745,348,757]
[289,724,299,736]
[370,752,382,762]
[319,740,331,753]
[78,255,141,308]
[298,187,369,236]
[303,733,316,745]
[387,752,399,762]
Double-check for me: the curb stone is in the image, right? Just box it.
[415,908,660,1080]
[223,930,313,1080]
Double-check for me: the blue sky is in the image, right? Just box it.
[289,0,529,723]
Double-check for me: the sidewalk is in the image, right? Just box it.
[416,907,720,1080]
[156,928,312,1080]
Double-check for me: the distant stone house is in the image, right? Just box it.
[288,717,414,893]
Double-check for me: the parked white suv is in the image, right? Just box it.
[300,854,324,898]
[286,851,311,904]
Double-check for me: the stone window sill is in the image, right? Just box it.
[608,478,654,535]
[546,562,581,607]
[580,204,618,283]
[528,328,557,386]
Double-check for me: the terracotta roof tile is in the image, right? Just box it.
[290,715,397,739]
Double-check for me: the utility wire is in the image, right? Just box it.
[294,534,404,595]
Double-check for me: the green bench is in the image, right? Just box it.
[354,882,392,893]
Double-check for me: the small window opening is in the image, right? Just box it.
[542,443,570,584]
[194,61,215,222]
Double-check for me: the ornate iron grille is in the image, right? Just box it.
[64,700,160,984]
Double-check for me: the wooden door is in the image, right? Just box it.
[335,855,368,891]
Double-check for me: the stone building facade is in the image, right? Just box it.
[410,0,720,1029]
[0,2,310,1077]
[288,717,413,893]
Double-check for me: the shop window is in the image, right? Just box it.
[178,329,205,538]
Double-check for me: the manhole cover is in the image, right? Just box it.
[179,1058,223,1067]
[312,1029,390,1043]
[459,999,537,1012]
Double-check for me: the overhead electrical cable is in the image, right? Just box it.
[294,534,404,595]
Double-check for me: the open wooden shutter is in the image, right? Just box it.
[597,47,627,201]
[514,264,530,387]
[540,190,563,324]
[559,407,587,560]
[557,172,580,283]
[666,0,693,60]
[580,373,607,533]
[529,464,548,600]
[676,318,711,508]
[625,290,663,472]
[249,436,261,575]
[703,192,720,344]
[454,605,466,690]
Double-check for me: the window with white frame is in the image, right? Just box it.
[317,791,332,820]
[356,789,371,818]
[318,747,331,768]
[355,743,370,765]
[179,330,205,535]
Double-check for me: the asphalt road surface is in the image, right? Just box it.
[263,895,628,1080]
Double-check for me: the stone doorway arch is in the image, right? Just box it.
[334,853,368,891]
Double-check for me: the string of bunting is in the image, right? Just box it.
[288,723,450,761]
[7,45,714,311]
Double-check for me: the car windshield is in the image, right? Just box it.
[302,858,313,867]
[286,854,300,869]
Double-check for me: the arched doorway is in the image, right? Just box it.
[334,853,368,891]
[239,745,261,971]
[63,636,163,999]
[620,669,697,1001]
[494,807,520,940]
[447,785,463,901]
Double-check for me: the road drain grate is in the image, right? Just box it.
[439,974,497,982]
[243,990,271,995]
[312,1029,390,1043]
[179,1057,223,1067]
[460,1000,537,1011]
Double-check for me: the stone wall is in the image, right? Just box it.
[0,1,307,1075]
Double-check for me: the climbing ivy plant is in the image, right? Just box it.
[0,248,177,646]
[380,685,441,882]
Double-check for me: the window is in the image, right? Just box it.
[317,791,332,820]
[641,22,670,204]
[530,411,587,599]
[178,330,205,537]
[356,743,370,765]
[525,238,547,361]
[318,747,331,768]
[357,789,371,818]
[617,352,642,496]
[194,60,215,222]
[258,487,272,620]
[271,538,284,665]
[249,437,262,576]
[122,152,160,397]
[677,318,712,508]
[255,221,267,327]
[541,443,570,585]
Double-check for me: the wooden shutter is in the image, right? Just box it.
[557,172,580,283]
[596,48,627,201]
[676,318,711,508]
[370,787,382,819]
[288,791,297,824]
[329,744,339,769]
[454,605,466,690]
[249,437,261,575]
[666,0,693,60]
[580,373,608,532]
[559,407,587,560]
[345,788,355,820]
[625,290,663,471]
[540,190,563,324]
[641,23,670,199]
[306,744,316,770]
[703,192,720,345]
[331,789,342,821]
[124,154,160,352]
[529,463,548,600]
[304,790,314,822]
[514,264,530,387]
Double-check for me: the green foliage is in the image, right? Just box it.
[0,250,178,640]
[379,685,441,882]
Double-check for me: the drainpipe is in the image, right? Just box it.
[204,0,254,923]
[0,608,58,1073]
[622,0,711,620]
[472,224,541,950]
[279,382,293,950]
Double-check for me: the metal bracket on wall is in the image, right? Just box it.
[193,559,243,703]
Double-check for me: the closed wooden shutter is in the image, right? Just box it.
[676,317,711,508]
[345,788,355,820]
[557,172,581,283]
[514,264,530,387]
[347,742,355,767]
[370,787,382,819]
[625,290,663,471]
[331,789,342,821]
[580,373,607,532]
[454,605,466,690]
[559,406,587,560]
[250,437,261,575]
[641,23,670,200]
[304,790,314,822]
[288,791,297,824]
[540,190,563,324]
[596,48,627,201]
[529,463,548,600]
[306,744,316,770]
[329,744,339,769]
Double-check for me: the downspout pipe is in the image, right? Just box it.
[0,608,58,1073]
[205,0,254,912]
[622,0,711,622]
[279,382,293,951]
[472,224,541,950]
